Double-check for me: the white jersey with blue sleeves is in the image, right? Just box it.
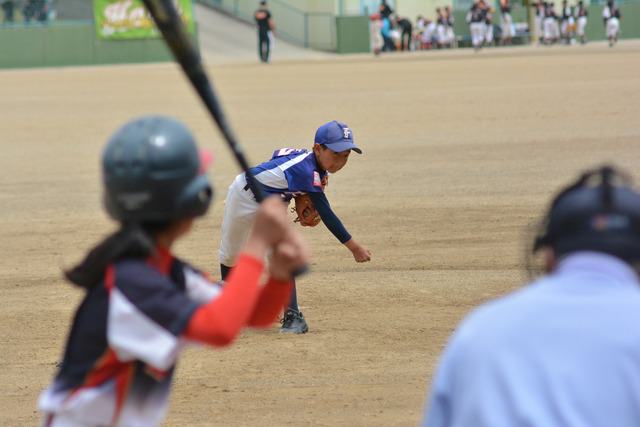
[219,147,350,267]
[250,149,327,201]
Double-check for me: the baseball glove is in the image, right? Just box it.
[292,194,321,227]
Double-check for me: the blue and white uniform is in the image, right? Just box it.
[219,148,351,267]
[422,252,640,427]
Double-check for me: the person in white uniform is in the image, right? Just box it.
[466,2,487,51]
[602,0,622,47]
[422,165,640,427]
[574,0,588,44]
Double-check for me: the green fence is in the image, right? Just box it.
[0,0,199,69]
[0,23,185,68]
[336,15,370,53]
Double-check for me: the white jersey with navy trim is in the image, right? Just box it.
[219,148,351,267]
[247,148,327,200]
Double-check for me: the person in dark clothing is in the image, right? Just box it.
[2,1,15,22]
[396,15,413,51]
[379,0,393,19]
[254,1,275,63]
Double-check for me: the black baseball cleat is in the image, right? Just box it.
[279,309,309,334]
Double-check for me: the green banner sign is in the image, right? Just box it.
[93,0,195,40]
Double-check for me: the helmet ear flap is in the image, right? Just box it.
[175,175,214,219]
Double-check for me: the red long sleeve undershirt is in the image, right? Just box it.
[183,254,293,346]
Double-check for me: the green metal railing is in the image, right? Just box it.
[197,0,336,50]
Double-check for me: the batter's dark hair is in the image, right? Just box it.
[64,221,171,289]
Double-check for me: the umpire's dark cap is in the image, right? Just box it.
[535,166,640,263]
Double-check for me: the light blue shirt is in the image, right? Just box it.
[423,251,640,427]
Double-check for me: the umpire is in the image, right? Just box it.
[423,165,640,427]
[254,1,275,63]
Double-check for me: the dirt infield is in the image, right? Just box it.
[1,41,639,426]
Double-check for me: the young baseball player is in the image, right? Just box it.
[500,0,515,45]
[370,12,384,55]
[602,0,622,47]
[218,120,371,334]
[543,2,560,44]
[435,8,446,49]
[38,116,310,427]
[466,2,487,52]
[444,6,456,48]
[574,0,588,44]
[559,0,575,43]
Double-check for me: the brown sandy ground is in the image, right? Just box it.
[1,40,639,426]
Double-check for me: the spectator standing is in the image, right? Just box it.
[444,6,456,48]
[500,0,515,44]
[478,0,495,47]
[415,15,426,48]
[422,165,640,427]
[435,8,446,48]
[466,2,487,52]
[370,12,384,55]
[23,0,45,22]
[1,0,14,22]
[395,15,413,50]
[422,18,437,49]
[380,13,396,52]
[22,0,34,22]
[254,1,275,63]
[543,2,560,44]
[35,0,45,21]
[560,0,575,43]
[532,1,546,42]
[602,0,622,47]
[574,0,588,44]
[484,8,494,46]
[379,0,393,19]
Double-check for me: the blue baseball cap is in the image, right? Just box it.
[314,121,362,154]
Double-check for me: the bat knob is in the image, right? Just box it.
[293,265,310,277]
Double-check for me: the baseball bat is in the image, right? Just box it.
[141,0,265,202]
[141,0,308,275]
